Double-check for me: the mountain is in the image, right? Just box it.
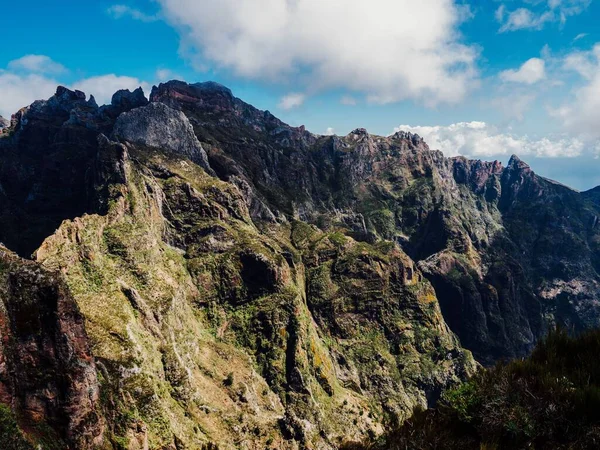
[0,80,598,448]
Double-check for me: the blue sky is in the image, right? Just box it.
[2,0,600,189]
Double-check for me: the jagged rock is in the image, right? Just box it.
[113,102,214,175]
[150,80,234,109]
[0,246,104,447]
[87,94,98,108]
[228,175,278,222]
[350,127,369,136]
[120,81,600,365]
[91,134,129,213]
[0,115,8,129]
[111,87,148,111]
[55,85,86,104]
[0,86,111,256]
[1,79,600,448]
[391,130,425,146]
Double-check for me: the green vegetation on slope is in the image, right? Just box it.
[345,328,600,449]
[0,405,33,450]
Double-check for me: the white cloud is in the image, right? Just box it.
[499,8,553,32]
[498,0,591,32]
[7,55,66,74]
[0,55,153,118]
[0,55,65,117]
[552,44,600,138]
[573,32,588,42]
[394,122,584,158]
[495,5,506,22]
[324,127,335,135]
[0,72,59,119]
[491,93,536,121]
[156,0,478,106]
[107,5,159,22]
[340,95,357,106]
[563,44,600,79]
[156,68,180,82]
[72,75,151,106]
[278,93,306,110]
[500,58,546,84]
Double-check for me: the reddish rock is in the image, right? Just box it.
[0,247,104,447]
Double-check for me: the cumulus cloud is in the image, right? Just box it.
[552,44,600,138]
[498,0,591,32]
[324,127,336,136]
[156,0,478,106]
[7,54,66,74]
[500,58,546,84]
[0,72,59,119]
[107,5,159,22]
[562,44,600,79]
[394,122,584,158]
[278,93,306,110]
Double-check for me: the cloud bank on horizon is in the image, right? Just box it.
[1,0,599,188]
[395,121,588,159]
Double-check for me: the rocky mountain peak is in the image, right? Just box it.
[147,80,318,153]
[391,130,427,147]
[55,85,86,103]
[5,86,99,139]
[507,154,531,172]
[351,127,369,136]
[149,80,234,109]
[113,101,213,174]
[0,115,8,129]
[192,80,234,96]
[111,86,148,111]
[41,85,91,114]
[498,154,543,212]
[87,94,98,108]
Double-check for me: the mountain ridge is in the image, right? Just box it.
[0,81,599,448]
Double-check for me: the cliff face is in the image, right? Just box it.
[0,80,597,448]
[0,247,104,449]
[148,80,600,365]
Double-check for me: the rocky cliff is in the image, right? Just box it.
[0,80,597,448]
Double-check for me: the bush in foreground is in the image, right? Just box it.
[345,328,600,449]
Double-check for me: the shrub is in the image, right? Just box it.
[345,328,600,450]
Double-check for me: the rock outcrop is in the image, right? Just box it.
[0,80,598,448]
[111,87,148,113]
[113,101,213,174]
[0,247,104,448]
[149,80,600,365]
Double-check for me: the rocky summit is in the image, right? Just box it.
[0,81,598,449]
